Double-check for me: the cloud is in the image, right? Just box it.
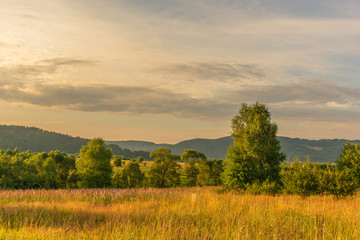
[0,57,96,84]
[224,80,360,106]
[0,82,236,121]
[271,105,360,124]
[154,62,266,83]
[1,58,360,126]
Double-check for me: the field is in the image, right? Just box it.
[1,188,360,240]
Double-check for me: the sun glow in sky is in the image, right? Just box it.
[1,0,360,143]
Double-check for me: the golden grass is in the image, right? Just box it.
[1,188,360,239]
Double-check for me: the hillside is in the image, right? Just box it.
[0,125,149,158]
[1,125,357,162]
[108,137,359,162]
[0,125,88,153]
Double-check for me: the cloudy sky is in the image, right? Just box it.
[1,0,360,143]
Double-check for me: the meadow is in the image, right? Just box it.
[1,187,360,240]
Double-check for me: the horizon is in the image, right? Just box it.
[2,124,360,145]
[1,0,360,143]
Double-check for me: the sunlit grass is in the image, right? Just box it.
[1,188,360,239]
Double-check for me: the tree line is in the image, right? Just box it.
[0,139,224,190]
[1,102,360,198]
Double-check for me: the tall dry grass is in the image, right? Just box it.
[0,187,360,239]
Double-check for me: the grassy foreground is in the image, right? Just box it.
[0,188,360,240]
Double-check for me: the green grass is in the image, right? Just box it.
[1,188,360,239]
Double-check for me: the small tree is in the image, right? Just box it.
[183,160,199,186]
[324,167,358,198]
[47,151,76,188]
[222,102,285,190]
[197,159,224,186]
[181,149,206,186]
[136,156,144,163]
[337,142,360,186]
[76,138,113,188]
[148,148,180,188]
[281,159,321,197]
[113,156,122,167]
[112,161,144,188]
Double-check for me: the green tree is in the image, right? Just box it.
[281,159,321,197]
[181,149,206,162]
[222,102,285,190]
[136,156,144,163]
[76,138,113,188]
[48,151,76,188]
[323,167,358,198]
[112,161,144,188]
[197,159,224,186]
[336,142,360,186]
[148,148,180,188]
[40,157,58,189]
[113,156,122,167]
[181,149,206,186]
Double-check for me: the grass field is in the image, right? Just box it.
[1,187,360,240]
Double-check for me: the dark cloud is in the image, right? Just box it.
[0,82,236,121]
[1,59,360,124]
[154,62,265,82]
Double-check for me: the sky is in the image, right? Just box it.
[0,0,360,143]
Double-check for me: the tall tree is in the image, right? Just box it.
[148,147,180,188]
[76,138,113,188]
[222,102,285,190]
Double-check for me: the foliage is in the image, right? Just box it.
[136,156,144,163]
[112,161,144,188]
[76,138,113,188]
[337,142,360,185]
[197,159,224,186]
[148,148,180,188]
[113,156,123,167]
[181,149,206,186]
[281,159,357,198]
[281,159,322,197]
[223,102,285,190]
[323,167,358,198]
[107,144,150,160]
[180,149,206,162]
[245,179,279,195]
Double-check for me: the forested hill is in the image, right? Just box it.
[108,137,360,163]
[1,125,359,162]
[0,125,88,153]
[0,125,150,159]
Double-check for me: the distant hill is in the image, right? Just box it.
[0,125,88,153]
[108,137,360,163]
[0,125,150,159]
[1,125,358,162]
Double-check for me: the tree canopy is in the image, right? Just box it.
[148,147,180,188]
[222,102,285,190]
[76,138,113,188]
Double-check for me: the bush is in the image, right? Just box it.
[323,167,358,198]
[281,159,321,197]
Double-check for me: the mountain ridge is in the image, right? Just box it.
[1,125,358,162]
